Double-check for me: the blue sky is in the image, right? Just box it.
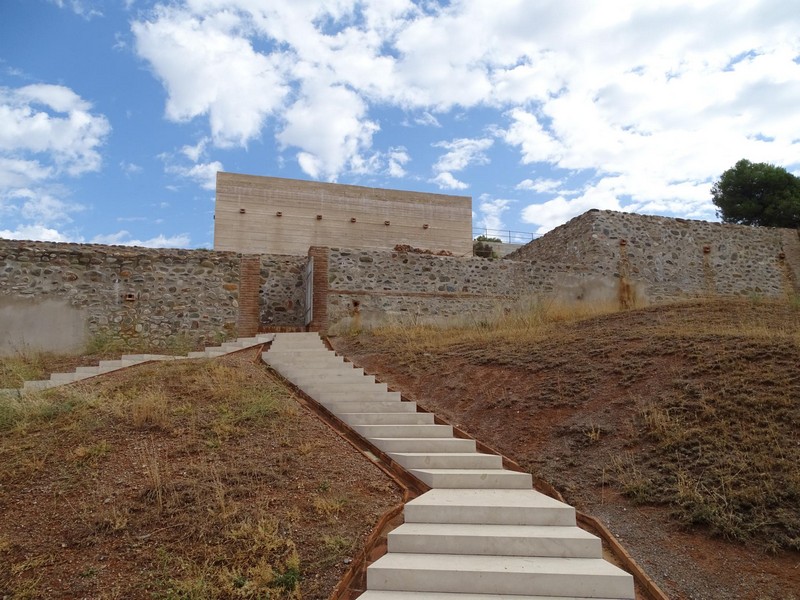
[1,0,799,248]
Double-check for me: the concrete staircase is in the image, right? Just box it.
[1,335,276,395]
[263,333,635,600]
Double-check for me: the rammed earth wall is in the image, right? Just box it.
[0,239,305,355]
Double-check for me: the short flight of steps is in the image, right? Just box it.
[21,354,179,392]
[263,333,635,600]
[19,335,276,392]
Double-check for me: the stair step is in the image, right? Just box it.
[388,523,602,558]
[290,371,373,383]
[22,380,58,391]
[370,438,477,453]
[312,390,402,403]
[50,372,85,383]
[280,366,366,380]
[366,553,634,598]
[388,452,503,470]
[353,424,453,439]
[120,353,171,361]
[409,468,532,489]
[304,381,388,393]
[404,489,575,526]
[358,590,625,600]
[75,366,102,375]
[339,412,435,426]
[323,400,415,414]
[98,359,140,369]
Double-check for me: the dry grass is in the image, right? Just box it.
[0,354,401,599]
[369,296,623,357]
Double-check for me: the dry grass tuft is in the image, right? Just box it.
[129,388,171,430]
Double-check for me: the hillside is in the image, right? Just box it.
[332,298,800,600]
[0,351,402,599]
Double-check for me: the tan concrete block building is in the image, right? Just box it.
[213,172,472,256]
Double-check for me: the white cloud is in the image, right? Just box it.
[166,160,223,190]
[130,0,800,224]
[0,158,54,189]
[120,161,143,176]
[49,0,103,19]
[387,146,410,178]
[516,178,562,194]
[433,137,493,173]
[0,84,110,179]
[132,7,289,147]
[414,112,441,127]
[278,83,379,180]
[476,195,512,232]
[0,224,77,243]
[181,137,209,162]
[90,230,191,248]
[431,172,468,190]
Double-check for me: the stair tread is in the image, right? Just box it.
[407,488,569,510]
[391,523,597,539]
[359,592,623,600]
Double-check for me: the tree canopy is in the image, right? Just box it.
[711,159,800,228]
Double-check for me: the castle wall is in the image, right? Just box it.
[0,239,305,355]
[508,210,795,302]
[214,172,473,256]
[2,210,796,352]
[320,247,617,332]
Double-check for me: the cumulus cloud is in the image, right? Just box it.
[278,83,379,180]
[0,223,77,243]
[165,160,223,191]
[90,230,191,248]
[387,147,410,178]
[132,7,289,148]
[0,84,110,178]
[431,172,468,190]
[516,178,562,194]
[476,195,512,232]
[433,137,493,173]
[0,83,108,242]
[129,0,800,229]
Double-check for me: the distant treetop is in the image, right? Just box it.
[711,159,800,228]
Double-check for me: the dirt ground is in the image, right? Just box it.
[332,299,800,600]
[0,350,403,599]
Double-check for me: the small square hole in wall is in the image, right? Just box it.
[384,220,390,226]
[423,223,429,229]
[317,214,323,220]
[276,211,282,217]
[125,293,136,302]
[350,217,357,223]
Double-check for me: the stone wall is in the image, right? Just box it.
[507,210,796,302]
[0,239,307,355]
[320,246,611,331]
[259,254,306,327]
[3,210,797,348]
